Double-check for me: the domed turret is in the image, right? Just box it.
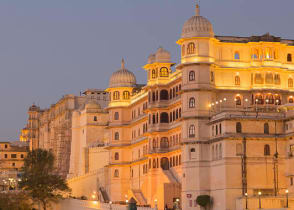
[29,104,39,112]
[148,54,156,64]
[155,47,171,63]
[181,4,214,38]
[109,59,137,88]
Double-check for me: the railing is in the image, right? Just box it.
[148,95,181,109]
[210,108,285,122]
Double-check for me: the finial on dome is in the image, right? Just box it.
[195,0,200,16]
[121,58,125,69]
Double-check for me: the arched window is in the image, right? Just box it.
[189,125,195,138]
[189,71,195,81]
[252,49,259,60]
[113,91,120,100]
[289,97,294,103]
[114,169,119,177]
[265,94,274,104]
[94,116,97,121]
[189,97,195,108]
[123,91,130,100]
[274,95,281,105]
[114,132,119,140]
[264,145,270,156]
[160,137,169,148]
[212,145,215,160]
[255,94,264,104]
[187,42,195,54]
[289,78,293,88]
[234,52,240,60]
[235,96,241,106]
[182,45,185,56]
[160,112,169,123]
[160,67,169,77]
[114,152,119,160]
[160,90,169,100]
[153,159,156,168]
[235,76,240,85]
[152,69,156,79]
[288,54,292,62]
[265,48,272,59]
[274,74,281,85]
[264,123,269,134]
[265,73,273,84]
[219,144,222,159]
[210,71,214,82]
[255,73,263,84]
[236,122,242,133]
[114,112,119,120]
[274,50,278,59]
[152,139,157,149]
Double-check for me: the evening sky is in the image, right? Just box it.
[0,0,293,140]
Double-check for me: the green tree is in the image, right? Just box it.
[19,149,71,210]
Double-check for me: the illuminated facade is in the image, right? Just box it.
[0,141,28,190]
[22,2,294,210]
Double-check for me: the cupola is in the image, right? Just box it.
[181,4,214,38]
[109,59,137,88]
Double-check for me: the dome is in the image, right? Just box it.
[155,47,171,63]
[147,54,155,64]
[109,59,137,88]
[29,104,39,111]
[85,100,101,110]
[181,5,214,38]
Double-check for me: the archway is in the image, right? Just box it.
[161,157,169,170]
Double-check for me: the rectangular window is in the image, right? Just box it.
[11,154,17,158]
[4,154,7,158]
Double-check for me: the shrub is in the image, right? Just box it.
[196,195,212,207]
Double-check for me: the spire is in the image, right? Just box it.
[195,0,200,16]
[121,58,125,69]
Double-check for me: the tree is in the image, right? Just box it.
[19,149,71,210]
[196,195,212,210]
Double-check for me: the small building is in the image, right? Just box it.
[0,141,28,190]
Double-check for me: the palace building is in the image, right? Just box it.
[21,2,294,210]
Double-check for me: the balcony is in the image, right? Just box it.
[209,107,285,123]
[148,95,181,109]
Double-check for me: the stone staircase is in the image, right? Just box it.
[162,169,180,184]
[132,189,147,205]
[99,187,110,203]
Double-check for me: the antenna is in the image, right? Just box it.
[195,0,200,16]
[121,58,125,69]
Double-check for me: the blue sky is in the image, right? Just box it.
[0,0,293,140]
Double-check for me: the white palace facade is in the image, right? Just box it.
[21,3,294,210]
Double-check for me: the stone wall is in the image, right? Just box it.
[50,199,156,210]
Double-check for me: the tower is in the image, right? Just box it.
[177,2,216,209]
[27,104,40,150]
[106,59,137,201]
[144,47,174,87]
